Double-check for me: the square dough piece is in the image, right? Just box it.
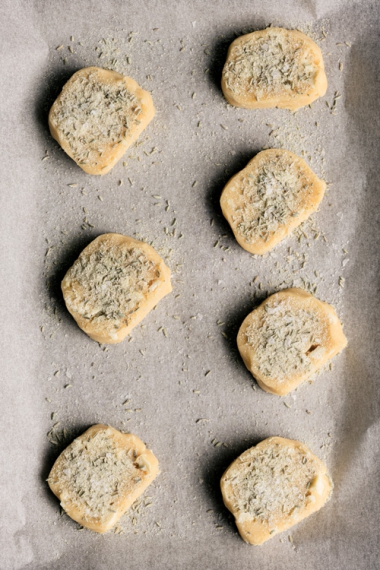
[48,424,159,533]
[221,436,333,545]
[237,288,347,395]
[49,67,155,175]
[222,27,327,111]
[61,233,172,344]
[220,149,326,255]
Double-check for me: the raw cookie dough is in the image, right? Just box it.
[49,67,155,175]
[48,424,159,533]
[237,288,347,396]
[220,149,326,255]
[221,436,333,545]
[61,233,172,344]
[222,27,327,111]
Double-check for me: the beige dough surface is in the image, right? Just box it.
[237,288,347,396]
[222,27,327,111]
[220,149,326,255]
[49,67,155,175]
[48,424,159,533]
[221,436,333,545]
[61,233,172,344]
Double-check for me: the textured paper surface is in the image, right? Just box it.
[0,1,379,568]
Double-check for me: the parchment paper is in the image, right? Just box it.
[0,1,379,568]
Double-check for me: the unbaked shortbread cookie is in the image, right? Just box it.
[237,288,347,396]
[220,149,326,255]
[62,233,172,344]
[222,27,327,111]
[49,67,155,175]
[221,436,333,545]
[48,424,159,533]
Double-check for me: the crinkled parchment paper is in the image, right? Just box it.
[0,0,379,568]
